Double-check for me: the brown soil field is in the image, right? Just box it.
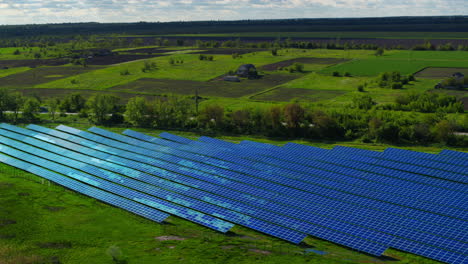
[86,55,163,65]
[109,74,300,98]
[119,48,181,54]
[0,66,102,88]
[16,88,158,102]
[415,67,468,78]
[260,57,349,71]
[0,59,69,68]
[251,87,346,102]
[193,48,267,55]
[120,48,266,55]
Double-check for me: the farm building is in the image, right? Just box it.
[236,64,258,78]
[453,72,465,80]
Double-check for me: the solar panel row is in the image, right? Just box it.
[122,130,467,263]
[0,153,170,224]
[0,123,466,264]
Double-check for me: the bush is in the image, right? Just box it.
[344,72,351,77]
[391,82,403,89]
[271,49,278,56]
[332,71,341,77]
[357,85,365,92]
[292,63,304,73]
[120,69,130,75]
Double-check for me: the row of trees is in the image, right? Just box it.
[0,90,465,146]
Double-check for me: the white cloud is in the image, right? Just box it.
[0,0,465,24]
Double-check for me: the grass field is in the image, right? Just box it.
[152,32,468,39]
[0,123,457,264]
[0,47,62,60]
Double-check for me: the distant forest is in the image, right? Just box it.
[1,16,468,38]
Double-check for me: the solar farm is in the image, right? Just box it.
[0,123,466,264]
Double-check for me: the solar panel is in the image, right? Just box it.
[0,153,170,224]
[440,149,468,161]
[0,139,234,233]
[1,123,466,263]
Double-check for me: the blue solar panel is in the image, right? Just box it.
[1,123,466,263]
[0,139,234,233]
[122,130,468,237]
[440,149,468,161]
[0,153,170,224]
[133,134,464,219]
[384,148,467,167]
[159,132,193,144]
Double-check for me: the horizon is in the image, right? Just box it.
[0,0,466,25]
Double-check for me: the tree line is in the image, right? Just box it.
[0,90,465,147]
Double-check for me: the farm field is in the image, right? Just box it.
[0,66,103,88]
[0,48,465,109]
[0,67,31,78]
[111,74,300,98]
[415,67,468,78]
[37,49,365,90]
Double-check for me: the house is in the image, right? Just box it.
[236,64,258,78]
[452,72,465,81]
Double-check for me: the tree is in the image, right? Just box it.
[9,92,24,123]
[125,97,150,127]
[0,89,11,120]
[432,120,454,143]
[60,93,86,113]
[283,103,304,129]
[22,98,40,121]
[87,94,120,124]
[352,94,376,110]
[47,98,61,121]
[375,47,384,56]
[200,104,224,128]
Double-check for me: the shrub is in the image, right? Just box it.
[332,71,341,77]
[357,85,365,92]
[292,63,304,73]
[120,69,130,75]
[344,72,351,77]
[391,82,403,89]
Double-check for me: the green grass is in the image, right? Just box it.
[279,73,368,91]
[0,122,458,264]
[149,32,468,39]
[0,67,31,78]
[0,47,63,60]
[38,49,375,90]
[321,56,468,76]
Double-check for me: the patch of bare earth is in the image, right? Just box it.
[155,236,186,241]
[248,249,271,255]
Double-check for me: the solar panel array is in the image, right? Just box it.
[0,123,466,264]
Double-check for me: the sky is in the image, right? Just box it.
[0,0,466,25]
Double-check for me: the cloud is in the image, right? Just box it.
[0,0,465,25]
